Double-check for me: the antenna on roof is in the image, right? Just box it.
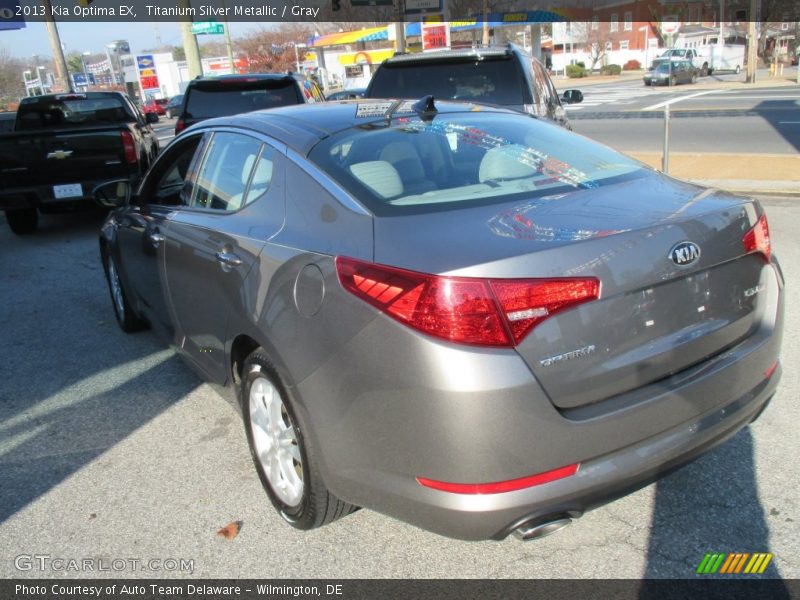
[412,95,437,120]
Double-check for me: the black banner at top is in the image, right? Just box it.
[5,0,800,23]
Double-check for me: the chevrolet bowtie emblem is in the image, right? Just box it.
[47,150,73,160]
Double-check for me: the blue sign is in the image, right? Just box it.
[0,0,25,30]
[72,73,96,86]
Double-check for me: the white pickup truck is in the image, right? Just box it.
[652,46,745,75]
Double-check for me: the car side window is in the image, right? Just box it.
[190,132,271,212]
[140,133,206,206]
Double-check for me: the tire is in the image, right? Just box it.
[5,207,38,234]
[701,63,709,76]
[103,250,149,333]
[241,350,357,530]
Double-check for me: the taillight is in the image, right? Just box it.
[175,118,186,134]
[120,131,137,165]
[743,213,771,261]
[417,463,579,495]
[336,257,600,348]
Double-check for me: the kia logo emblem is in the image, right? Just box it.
[669,241,701,267]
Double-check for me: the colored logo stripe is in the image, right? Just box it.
[698,553,773,575]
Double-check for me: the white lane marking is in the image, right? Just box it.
[641,90,718,111]
[685,95,800,100]
[778,121,800,124]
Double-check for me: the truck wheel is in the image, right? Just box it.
[701,63,709,76]
[5,208,38,235]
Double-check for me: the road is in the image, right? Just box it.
[567,79,800,154]
[0,196,798,580]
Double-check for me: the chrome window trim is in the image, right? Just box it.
[286,148,372,217]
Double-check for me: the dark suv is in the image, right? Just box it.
[365,44,582,128]
[175,73,325,135]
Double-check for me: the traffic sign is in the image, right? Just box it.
[192,21,224,35]
[660,18,680,35]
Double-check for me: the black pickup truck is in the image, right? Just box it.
[0,92,159,234]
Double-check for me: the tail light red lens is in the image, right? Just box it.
[743,213,771,262]
[417,463,579,495]
[175,118,186,134]
[120,131,137,165]
[336,257,600,348]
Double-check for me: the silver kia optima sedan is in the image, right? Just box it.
[97,99,783,541]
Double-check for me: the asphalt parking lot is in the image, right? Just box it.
[0,198,797,580]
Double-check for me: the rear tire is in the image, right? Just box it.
[103,250,148,332]
[5,208,38,235]
[241,350,358,530]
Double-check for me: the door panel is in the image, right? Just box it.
[115,132,207,336]
[164,133,284,383]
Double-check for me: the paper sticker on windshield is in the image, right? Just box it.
[355,102,394,118]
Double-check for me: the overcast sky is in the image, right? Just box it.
[0,21,268,59]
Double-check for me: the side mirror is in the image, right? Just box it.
[93,179,132,208]
[562,89,584,104]
[145,112,159,124]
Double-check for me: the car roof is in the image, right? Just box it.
[381,45,526,66]
[195,99,513,155]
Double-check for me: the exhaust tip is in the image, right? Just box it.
[513,516,572,541]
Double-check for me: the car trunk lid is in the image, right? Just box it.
[373,174,770,410]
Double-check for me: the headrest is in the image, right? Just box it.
[479,145,539,183]
[349,161,403,199]
[379,142,426,180]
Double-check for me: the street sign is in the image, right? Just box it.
[192,21,224,35]
[405,0,442,14]
[71,73,96,86]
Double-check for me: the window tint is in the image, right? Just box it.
[309,112,645,216]
[190,132,271,212]
[16,94,135,130]
[144,134,206,206]
[370,59,526,106]
[185,80,299,119]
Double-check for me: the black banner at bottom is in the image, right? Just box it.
[3,579,799,600]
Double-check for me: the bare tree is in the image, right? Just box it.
[584,23,618,69]
[237,24,314,73]
[0,45,26,108]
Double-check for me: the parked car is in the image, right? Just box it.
[175,73,325,135]
[365,44,582,128]
[0,91,159,234]
[142,98,169,117]
[326,88,366,101]
[164,94,183,119]
[96,100,782,541]
[644,60,698,86]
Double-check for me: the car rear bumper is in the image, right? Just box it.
[292,261,783,540]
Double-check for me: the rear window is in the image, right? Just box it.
[308,110,645,216]
[16,95,134,131]
[368,58,526,106]
[184,79,300,119]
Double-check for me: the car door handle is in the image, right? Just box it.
[215,251,242,266]
[148,232,165,244]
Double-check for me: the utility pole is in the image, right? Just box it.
[39,0,72,92]
[178,0,203,78]
[482,0,490,45]
[394,0,405,53]
[745,0,758,83]
[220,0,235,74]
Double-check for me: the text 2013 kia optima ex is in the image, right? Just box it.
[97,99,783,541]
